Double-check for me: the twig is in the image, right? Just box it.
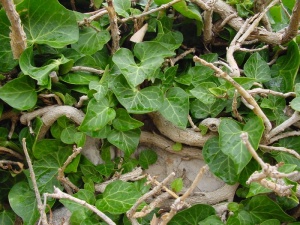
[232,90,243,122]
[22,138,49,225]
[193,56,272,135]
[120,0,182,23]
[70,66,104,75]
[0,160,23,173]
[187,115,200,131]
[213,13,237,34]
[269,131,300,144]
[248,88,296,98]
[0,0,27,59]
[44,187,116,225]
[78,10,108,26]
[203,0,215,45]
[170,48,195,66]
[160,165,208,224]
[0,146,24,160]
[106,0,120,54]
[254,0,272,31]
[239,45,269,52]
[259,144,300,159]
[39,94,63,105]
[126,173,175,220]
[57,146,82,193]
[75,95,89,108]
[281,0,300,43]
[268,111,300,140]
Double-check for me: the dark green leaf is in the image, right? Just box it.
[60,72,100,85]
[113,108,144,131]
[244,52,271,82]
[0,210,15,225]
[190,82,217,105]
[0,75,37,110]
[190,99,226,119]
[138,149,158,169]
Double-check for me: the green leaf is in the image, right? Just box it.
[0,10,18,72]
[168,204,215,225]
[113,108,144,131]
[0,75,37,110]
[260,219,281,225]
[33,139,66,159]
[61,125,77,144]
[96,180,142,214]
[172,142,182,151]
[89,81,108,101]
[198,215,224,225]
[203,137,239,184]
[72,27,110,55]
[270,41,300,92]
[243,196,295,223]
[190,99,227,119]
[290,97,300,111]
[114,0,131,17]
[247,182,272,197]
[17,0,79,47]
[112,76,163,113]
[244,52,271,82]
[219,117,264,173]
[60,72,100,85]
[112,42,174,87]
[80,164,103,183]
[227,209,256,225]
[8,182,39,225]
[96,163,115,177]
[107,129,141,156]
[20,47,73,86]
[138,149,158,169]
[0,210,15,225]
[170,178,183,193]
[190,82,217,105]
[159,87,189,129]
[79,98,116,132]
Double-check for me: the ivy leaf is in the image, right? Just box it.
[112,76,163,113]
[60,125,77,144]
[113,108,144,131]
[227,209,256,225]
[20,47,73,86]
[219,117,264,173]
[107,129,141,156]
[96,180,142,214]
[8,182,39,225]
[190,99,226,119]
[114,0,131,17]
[60,72,100,85]
[17,0,79,47]
[0,10,18,72]
[203,137,239,184]
[72,27,110,55]
[113,42,174,87]
[0,210,15,225]
[79,98,116,132]
[168,204,215,225]
[138,149,158,169]
[170,178,183,193]
[159,87,189,129]
[244,52,271,83]
[0,75,37,110]
[290,97,300,111]
[243,196,295,223]
[198,215,224,225]
[190,82,217,105]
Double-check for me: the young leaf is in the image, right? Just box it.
[112,108,144,131]
[198,215,224,225]
[138,149,158,169]
[159,87,189,129]
[170,178,183,193]
[114,0,131,17]
[79,98,116,132]
[60,72,100,85]
[172,142,182,151]
[96,180,142,214]
[219,116,264,173]
[0,75,37,110]
[244,52,271,82]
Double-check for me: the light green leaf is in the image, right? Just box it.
[172,142,182,151]
[96,163,115,177]
[112,42,174,87]
[107,129,141,156]
[72,27,110,55]
[17,0,79,47]
[61,125,77,144]
[203,137,239,184]
[227,209,256,225]
[159,87,189,129]
[8,182,39,225]
[290,97,300,111]
[219,117,264,173]
[114,0,131,17]
[0,75,37,110]
[244,52,271,82]
[112,76,163,113]
[198,215,224,225]
[96,180,142,214]
[138,149,158,169]
[113,108,144,131]
[20,47,73,86]
[79,98,116,132]
[89,81,108,101]
[260,219,281,225]
[168,204,215,225]
[247,182,272,198]
[171,178,183,193]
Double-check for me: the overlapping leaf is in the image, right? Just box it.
[112,108,144,131]
[244,52,271,82]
